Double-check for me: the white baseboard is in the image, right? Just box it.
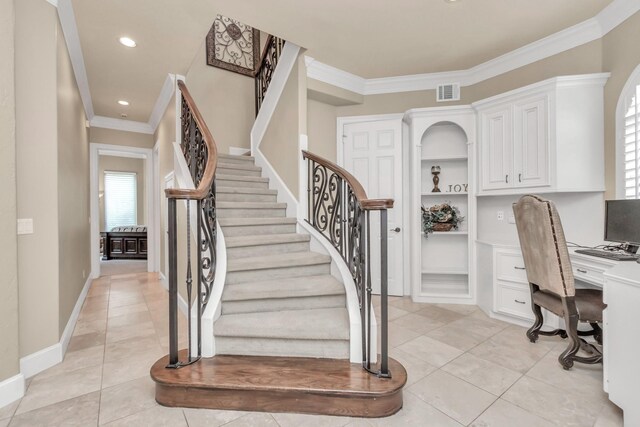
[0,373,25,409]
[61,274,93,355]
[19,344,62,380]
[20,273,93,379]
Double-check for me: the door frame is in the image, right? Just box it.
[89,143,155,278]
[336,114,410,296]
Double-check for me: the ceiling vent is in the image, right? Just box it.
[437,83,460,102]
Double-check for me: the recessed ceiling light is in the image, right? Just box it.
[119,37,137,48]
[117,100,130,106]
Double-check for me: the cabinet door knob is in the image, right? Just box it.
[390,227,401,233]
[519,173,522,183]
[514,266,526,270]
[505,174,509,183]
[577,268,588,274]
[514,299,526,305]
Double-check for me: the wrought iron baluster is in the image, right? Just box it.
[165,81,217,369]
[301,150,393,379]
[254,36,285,115]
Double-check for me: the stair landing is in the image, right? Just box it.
[151,350,407,418]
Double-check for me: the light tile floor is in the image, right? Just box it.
[0,272,624,426]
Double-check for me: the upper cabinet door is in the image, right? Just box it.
[481,107,513,190]
[513,95,550,188]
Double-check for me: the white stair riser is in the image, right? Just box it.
[221,224,297,237]
[222,295,346,315]
[218,208,286,218]
[215,337,350,359]
[226,263,331,285]
[216,167,262,177]
[227,241,309,258]
[217,193,277,203]
[216,179,269,189]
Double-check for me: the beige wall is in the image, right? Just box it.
[89,127,154,149]
[261,54,307,198]
[15,0,61,357]
[0,0,20,382]
[185,40,255,154]
[56,19,91,335]
[307,99,337,161]
[602,12,640,199]
[98,156,146,231]
[15,0,90,357]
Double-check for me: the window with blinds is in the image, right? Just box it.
[104,171,137,230]
[625,84,640,199]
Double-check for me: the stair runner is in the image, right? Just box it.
[213,153,350,359]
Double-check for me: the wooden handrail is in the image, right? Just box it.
[166,81,218,200]
[302,150,394,210]
[253,35,274,78]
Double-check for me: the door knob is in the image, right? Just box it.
[390,227,401,232]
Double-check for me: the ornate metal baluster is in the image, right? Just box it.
[302,150,393,379]
[255,36,285,115]
[166,82,217,369]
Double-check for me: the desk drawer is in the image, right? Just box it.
[495,282,533,320]
[572,261,605,286]
[496,251,528,284]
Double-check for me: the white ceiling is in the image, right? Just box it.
[71,0,613,123]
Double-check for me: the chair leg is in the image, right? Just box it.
[591,323,603,345]
[559,313,581,370]
[526,303,544,343]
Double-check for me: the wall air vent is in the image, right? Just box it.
[437,83,460,102]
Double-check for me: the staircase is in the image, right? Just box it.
[213,153,350,359]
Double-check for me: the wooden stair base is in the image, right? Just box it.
[150,350,407,418]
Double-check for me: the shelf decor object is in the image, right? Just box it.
[422,203,464,237]
[206,14,260,76]
[431,165,441,192]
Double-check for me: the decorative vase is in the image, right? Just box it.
[431,166,441,193]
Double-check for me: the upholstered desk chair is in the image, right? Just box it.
[512,195,605,370]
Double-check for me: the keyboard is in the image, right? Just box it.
[575,249,639,261]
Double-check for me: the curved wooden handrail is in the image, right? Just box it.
[302,150,393,210]
[166,81,218,200]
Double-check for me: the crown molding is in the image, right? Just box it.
[57,0,94,119]
[598,0,640,35]
[307,0,640,96]
[90,116,154,134]
[148,73,176,132]
[305,56,366,95]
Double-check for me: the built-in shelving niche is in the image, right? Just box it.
[420,122,470,297]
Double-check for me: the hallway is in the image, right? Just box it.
[0,272,622,426]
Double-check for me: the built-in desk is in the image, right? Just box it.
[476,241,640,427]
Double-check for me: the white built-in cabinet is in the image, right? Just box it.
[405,107,477,304]
[474,73,610,195]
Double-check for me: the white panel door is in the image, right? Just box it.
[343,119,403,296]
[513,96,549,188]
[481,107,513,190]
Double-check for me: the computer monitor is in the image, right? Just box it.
[605,199,640,254]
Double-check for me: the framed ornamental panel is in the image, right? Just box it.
[206,14,260,76]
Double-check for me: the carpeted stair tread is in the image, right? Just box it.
[217,187,277,195]
[227,252,331,273]
[214,307,350,340]
[222,275,344,301]
[218,217,296,227]
[225,233,310,248]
